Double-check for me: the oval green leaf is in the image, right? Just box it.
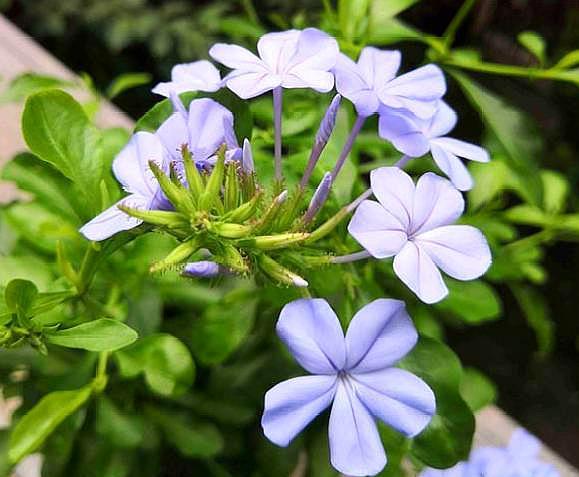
[46,319,138,352]
[9,386,92,463]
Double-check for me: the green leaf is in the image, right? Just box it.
[146,406,223,458]
[0,255,53,289]
[46,319,138,352]
[116,334,195,396]
[190,290,257,365]
[338,0,371,41]
[468,160,509,211]
[554,49,579,69]
[510,284,554,357]
[401,337,475,468]
[541,170,569,214]
[504,204,549,227]
[517,31,546,64]
[22,90,104,216]
[436,280,502,324]
[369,0,420,19]
[452,71,543,206]
[460,367,497,412]
[1,153,80,223]
[0,73,75,103]
[367,16,424,45]
[9,386,92,463]
[96,397,144,448]
[106,72,151,99]
[4,279,38,318]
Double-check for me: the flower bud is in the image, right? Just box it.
[182,261,221,278]
[257,254,308,288]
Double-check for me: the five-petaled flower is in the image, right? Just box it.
[420,428,559,477]
[348,167,492,303]
[379,101,490,190]
[152,60,222,97]
[209,28,339,99]
[80,98,241,241]
[261,298,435,477]
[333,46,446,118]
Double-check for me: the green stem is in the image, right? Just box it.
[77,244,100,295]
[241,0,259,25]
[445,59,572,82]
[443,0,477,49]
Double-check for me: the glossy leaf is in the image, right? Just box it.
[0,73,75,103]
[459,367,497,412]
[517,31,546,64]
[106,72,152,99]
[96,397,144,448]
[9,386,92,463]
[4,279,38,318]
[401,337,475,468]
[21,90,104,216]
[436,280,502,324]
[46,319,138,352]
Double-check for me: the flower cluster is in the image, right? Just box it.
[420,428,560,477]
[79,27,493,476]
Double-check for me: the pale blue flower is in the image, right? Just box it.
[261,298,435,477]
[152,60,222,97]
[182,261,222,278]
[348,167,491,303]
[333,47,446,118]
[80,98,240,241]
[209,28,339,99]
[379,101,490,190]
[80,131,172,241]
[420,428,560,477]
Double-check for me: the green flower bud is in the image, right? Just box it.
[257,255,308,288]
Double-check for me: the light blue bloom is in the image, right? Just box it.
[378,101,490,190]
[152,60,222,97]
[420,428,560,477]
[261,298,435,476]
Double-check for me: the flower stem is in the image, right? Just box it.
[331,114,366,181]
[331,250,372,264]
[394,154,412,168]
[273,86,283,181]
[443,0,477,50]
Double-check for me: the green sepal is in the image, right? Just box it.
[212,244,248,274]
[224,162,240,211]
[182,145,204,201]
[199,146,226,211]
[148,161,193,214]
[239,233,310,250]
[208,222,253,239]
[150,238,201,273]
[225,191,263,223]
[117,204,188,228]
[257,255,308,288]
[252,190,288,235]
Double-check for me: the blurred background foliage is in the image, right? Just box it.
[0,0,578,473]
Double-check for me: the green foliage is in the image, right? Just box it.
[22,90,105,217]
[116,334,195,396]
[45,319,138,352]
[402,337,475,468]
[1,0,578,475]
[9,386,92,463]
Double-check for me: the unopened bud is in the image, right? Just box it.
[257,254,309,288]
[315,94,341,148]
[150,239,200,273]
[182,261,221,278]
[303,172,332,225]
[239,232,309,250]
